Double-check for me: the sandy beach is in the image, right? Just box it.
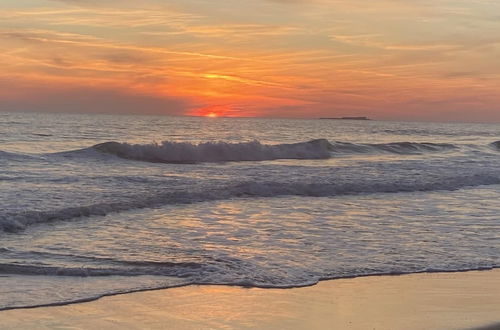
[2,269,499,330]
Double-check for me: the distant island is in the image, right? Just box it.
[319,116,371,120]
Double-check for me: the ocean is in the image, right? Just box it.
[1,111,499,310]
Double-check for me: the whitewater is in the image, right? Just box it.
[1,112,499,310]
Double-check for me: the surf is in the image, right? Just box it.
[54,139,461,164]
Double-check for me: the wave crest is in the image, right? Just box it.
[89,139,459,164]
[3,173,499,233]
[93,139,332,163]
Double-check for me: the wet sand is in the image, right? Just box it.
[2,269,500,330]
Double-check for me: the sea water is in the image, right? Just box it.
[0,112,499,309]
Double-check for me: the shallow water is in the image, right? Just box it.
[1,112,499,309]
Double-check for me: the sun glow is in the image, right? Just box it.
[190,105,230,117]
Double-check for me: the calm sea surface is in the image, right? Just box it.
[1,112,499,309]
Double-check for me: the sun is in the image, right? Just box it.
[190,105,227,117]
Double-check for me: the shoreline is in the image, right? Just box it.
[2,269,500,329]
[2,267,498,312]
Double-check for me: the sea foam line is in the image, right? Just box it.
[0,266,498,312]
[2,173,500,233]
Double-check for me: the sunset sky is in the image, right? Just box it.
[1,0,500,121]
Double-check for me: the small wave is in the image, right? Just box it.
[0,150,38,161]
[0,248,202,270]
[330,141,457,155]
[0,201,154,233]
[0,261,201,277]
[2,173,499,233]
[32,133,53,137]
[490,140,500,150]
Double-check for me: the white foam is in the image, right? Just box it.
[92,139,332,163]
[88,139,459,164]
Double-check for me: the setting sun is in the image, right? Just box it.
[190,105,231,117]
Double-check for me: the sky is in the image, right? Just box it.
[1,0,500,121]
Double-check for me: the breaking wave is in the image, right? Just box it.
[80,139,459,164]
[91,139,332,163]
